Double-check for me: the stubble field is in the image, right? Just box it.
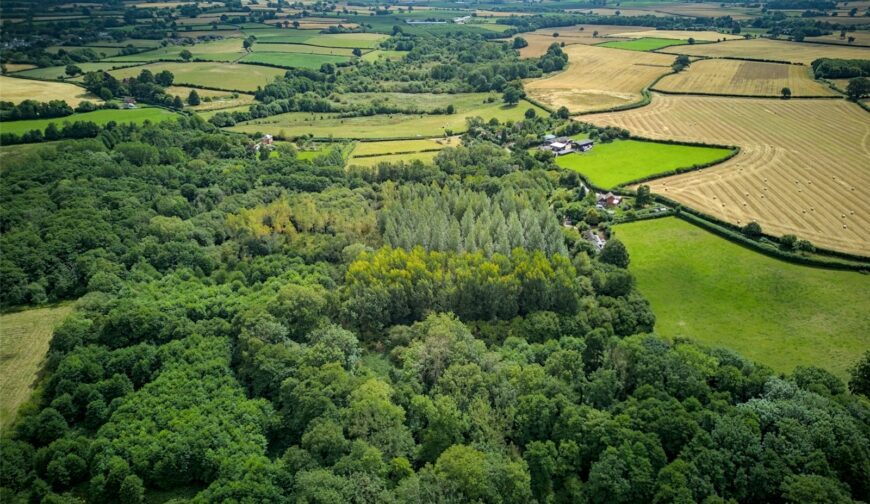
[653,59,840,96]
[610,29,742,41]
[584,93,870,255]
[513,25,651,58]
[525,44,675,113]
[658,38,870,65]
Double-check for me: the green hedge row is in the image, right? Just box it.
[649,88,844,100]
[615,145,740,188]
[351,148,443,159]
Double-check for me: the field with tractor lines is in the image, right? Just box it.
[525,44,675,113]
[653,59,840,96]
[584,93,870,255]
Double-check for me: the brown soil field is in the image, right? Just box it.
[653,59,840,96]
[525,44,675,112]
[611,29,743,41]
[583,93,870,255]
[807,32,870,46]
[658,38,870,65]
[0,76,103,106]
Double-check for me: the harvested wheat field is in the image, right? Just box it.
[583,94,870,255]
[0,76,102,106]
[513,25,651,57]
[3,63,37,73]
[808,32,870,46]
[659,38,870,65]
[654,59,840,96]
[610,29,742,42]
[525,44,674,113]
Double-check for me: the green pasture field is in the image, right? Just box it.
[598,37,691,51]
[196,104,252,120]
[347,150,441,166]
[240,52,350,69]
[90,39,165,48]
[251,43,357,56]
[0,107,178,136]
[349,137,459,157]
[0,305,73,429]
[15,62,144,80]
[615,217,870,379]
[247,30,387,48]
[333,92,499,112]
[105,38,246,62]
[108,62,286,92]
[227,100,545,139]
[555,138,733,188]
[361,50,407,62]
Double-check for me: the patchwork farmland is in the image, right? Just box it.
[525,44,675,113]
[583,94,870,255]
[653,59,840,97]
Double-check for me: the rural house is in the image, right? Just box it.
[540,136,594,156]
[596,192,623,208]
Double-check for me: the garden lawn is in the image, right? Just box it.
[597,37,690,51]
[555,138,732,188]
[615,217,870,379]
[0,107,177,136]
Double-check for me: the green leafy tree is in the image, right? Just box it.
[187,89,201,106]
[600,239,630,268]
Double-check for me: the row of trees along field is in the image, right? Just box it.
[1,118,869,504]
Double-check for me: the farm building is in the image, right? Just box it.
[596,192,623,208]
[541,136,593,156]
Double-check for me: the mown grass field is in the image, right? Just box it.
[108,62,286,92]
[361,50,407,62]
[615,217,870,379]
[525,44,674,113]
[658,37,870,65]
[240,51,350,69]
[0,107,177,135]
[598,37,690,51]
[584,93,870,255]
[0,76,102,106]
[15,62,143,80]
[347,137,460,166]
[0,305,73,429]
[653,58,840,96]
[228,101,544,139]
[555,138,733,188]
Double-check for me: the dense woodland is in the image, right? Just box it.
[1,117,869,504]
